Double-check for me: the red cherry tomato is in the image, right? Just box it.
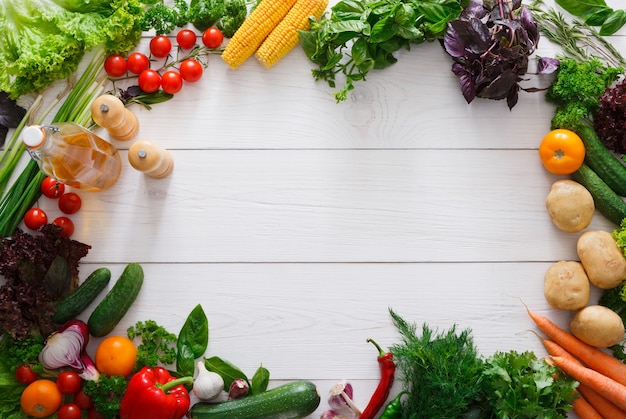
[73,389,93,410]
[58,403,82,419]
[15,365,38,385]
[138,69,162,93]
[150,35,172,58]
[41,176,66,198]
[161,71,183,94]
[58,192,82,214]
[24,208,48,230]
[180,59,204,82]
[202,27,224,49]
[104,54,127,78]
[88,408,107,419]
[126,52,150,74]
[56,371,82,394]
[52,216,75,237]
[176,29,197,49]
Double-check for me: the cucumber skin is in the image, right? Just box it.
[575,123,626,197]
[189,381,321,419]
[87,263,143,337]
[571,164,626,226]
[53,267,111,324]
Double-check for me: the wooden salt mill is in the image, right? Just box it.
[91,94,139,141]
[128,140,174,179]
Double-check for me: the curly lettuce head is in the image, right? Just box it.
[0,0,144,99]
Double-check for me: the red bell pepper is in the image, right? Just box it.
[120,366,194,419]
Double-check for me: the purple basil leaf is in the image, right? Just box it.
[460,1,488,20]
[512,0,522,11]
[452,63,477,104]
[467,17,492,53]
[537,57,560,74]
[519,6,539,46]
[0,91,27,147]
[444,21,469,58]
[479,69,518,100]
[507,87,519,109]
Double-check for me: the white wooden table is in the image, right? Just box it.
[8,1,626,416]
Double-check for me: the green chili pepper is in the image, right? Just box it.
[379,391,407,419]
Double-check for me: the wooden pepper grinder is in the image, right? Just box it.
[128,139,174,179]
[91,94,139,141]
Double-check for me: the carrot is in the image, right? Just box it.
[551,355,626,411]
[578,383,626,419]
[541,338,581,363]
[527,308,626,386]
[573,394,603,419]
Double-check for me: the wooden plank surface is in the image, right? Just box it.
[3,0,626,416]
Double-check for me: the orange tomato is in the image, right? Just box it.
[95,336,138,377]
[539,129,586,175]
[20,379,63,418]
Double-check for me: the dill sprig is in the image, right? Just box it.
[530,0,625,68]
[389,309,484,419]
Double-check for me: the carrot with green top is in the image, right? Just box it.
[551,355,626,411]
[527,308,626,386]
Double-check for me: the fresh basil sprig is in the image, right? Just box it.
[556,0,626,35]
[176,304,209,377]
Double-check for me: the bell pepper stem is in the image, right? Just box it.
[158,376,194,393]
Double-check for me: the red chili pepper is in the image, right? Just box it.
[360,338,396,419]
[119,366,193,419]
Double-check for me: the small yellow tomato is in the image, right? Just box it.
[539,129,586,175]
[95,335,137,377]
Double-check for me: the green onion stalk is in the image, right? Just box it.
[0,49,108,237]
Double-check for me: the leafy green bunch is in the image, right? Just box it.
[299,0,466,102]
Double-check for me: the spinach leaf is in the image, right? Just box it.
[205,356,247,389]
[250,364,270,394]
[176,304,208,376]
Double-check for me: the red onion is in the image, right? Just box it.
[78,351,100,381]
[38,320,89,371]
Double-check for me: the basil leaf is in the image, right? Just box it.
[584,7,614,26]
[205,356,248,389]
[176,304,208,376]
[600,9,626,36]
[250,364,270,394]
[370,15,398,44]
[555,0,608,18]
[44,255,71,299]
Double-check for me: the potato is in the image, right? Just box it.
[577,230,626,289]
[545,179,594,232]
[544,261,590,310]
[570,305,625,347]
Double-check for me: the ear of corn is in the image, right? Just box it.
[254,0,328,69]
[221,0,298,69]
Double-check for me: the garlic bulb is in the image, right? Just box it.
[193,360,224,401]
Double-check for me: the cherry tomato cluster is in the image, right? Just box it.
[104,27,224,95]
[23,177,83,236]
[17,368,100,419]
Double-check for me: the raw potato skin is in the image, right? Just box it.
[544,261,590,310]
[577,230,626,289]
[545,179,594,232]
[570,305,625,347]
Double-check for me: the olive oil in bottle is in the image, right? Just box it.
[22,123,122,192]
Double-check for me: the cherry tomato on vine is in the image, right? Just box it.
[73,389,93,410]
[104,54,127,78]
[538,128,585,175]
[56,372,82,395]
[41,176,65,198]
[180,59,203,82]
[126,52,150,74]
[138,69,162,93]
[150,35,172,58]
[176,29,197,49]
[16,365,38,385]
[24,208,48,230]
[202,27,224,49]
[58,403,82,419]
[52,217,75,237]
[58,192,82,214]
[161,71,183,94]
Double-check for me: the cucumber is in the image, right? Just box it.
[574,123,626,197]
[189,380,321,419]
[571,164,626,226]
[87,263,143,337]
[53,267,111,324]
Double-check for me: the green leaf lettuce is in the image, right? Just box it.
[0,0,145,99]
